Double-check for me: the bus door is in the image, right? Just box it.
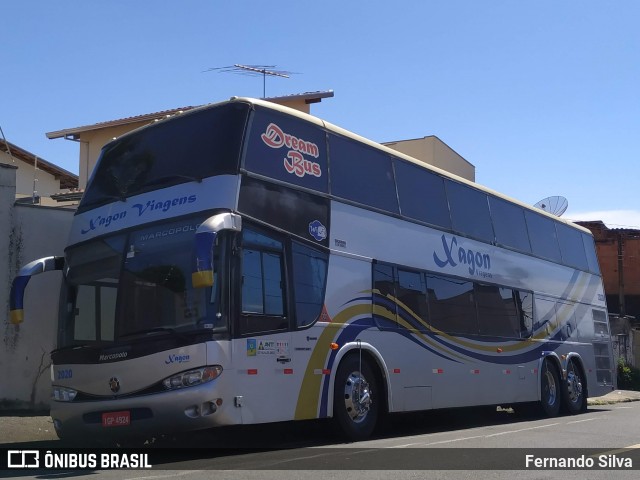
[232,226,294,423]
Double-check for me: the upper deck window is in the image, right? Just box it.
[489,196,532,253]
[244,107,328,193]
[583,233,601,274]
[556,222,589,270]
[525,211,562,262]
[79,103,249,213]
[395,160,451,229]
[446,180,494,243]
[329,134,399,214]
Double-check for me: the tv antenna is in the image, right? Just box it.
[534,196,569,217]
[204,64,295,98]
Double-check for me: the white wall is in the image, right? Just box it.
[0,165,18,380]
[0,150,64,198]
[0,178,74,410]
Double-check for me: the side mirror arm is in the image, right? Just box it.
[10,256,64,324]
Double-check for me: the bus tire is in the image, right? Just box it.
[563,358,587,414]
[540,359,561,417]
[333,354,379,441]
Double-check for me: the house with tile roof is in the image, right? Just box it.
[0,139,78,204]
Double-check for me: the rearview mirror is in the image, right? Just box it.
[191,212,241,288]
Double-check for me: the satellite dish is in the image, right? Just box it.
[534,196,568,217]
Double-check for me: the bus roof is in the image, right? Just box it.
[106,96,591,236]
[231,97,590,235]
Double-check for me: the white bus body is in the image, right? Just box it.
[10,98,615,442]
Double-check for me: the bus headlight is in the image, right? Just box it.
[52,386,78,402]
[162,365,223,390]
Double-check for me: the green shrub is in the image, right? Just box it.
[617,360,640,391]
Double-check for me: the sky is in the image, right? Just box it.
[2,1,639,227]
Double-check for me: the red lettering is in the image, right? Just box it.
[261,123,285,148]
[263,122,322,179]
[283,151,321,178]
[261,123,319,158]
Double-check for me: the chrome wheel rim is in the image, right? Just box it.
[566,362,583,404]
[343,371,372,423]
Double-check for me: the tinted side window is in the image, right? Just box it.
[241,249,284,315]
[446,180,494,243]
[556,223,588,270]
[397,268,429,332]
[80,103,248,212]
[516,290,534,338]
[582,233,601,274]
[238,176,330,247]
[489,196,531,252]
[426,274,477,335]
[244,107,328,193]
[239,229,287,335]
[291,242,328,328]
[476,285,520,337]
[329,134,399,213]
[525,211,561,262]
[395,160,451,229]
[373,263,397,329]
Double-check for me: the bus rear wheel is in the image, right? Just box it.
[333,354,379,441]
[540,360,561,417]
[563,358,587,414]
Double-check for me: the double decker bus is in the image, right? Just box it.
[11,97,615,442]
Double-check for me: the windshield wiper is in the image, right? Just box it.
[118,326,212,341]
[118,327,179,340]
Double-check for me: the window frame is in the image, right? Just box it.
[372,260,534,340]
[445,179,495,244]
[235,223,330,336]
[237,226,289,336]
[328,133,400,214]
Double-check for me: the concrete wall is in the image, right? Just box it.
[1,164,74,410]
[0,164,17,354]
[609,315,640,367]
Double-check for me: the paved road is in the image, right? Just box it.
[2,390,638,446]
[1,391,640,479]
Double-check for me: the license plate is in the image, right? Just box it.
[101,410,131,428]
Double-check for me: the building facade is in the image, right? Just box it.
[577,220,640,367]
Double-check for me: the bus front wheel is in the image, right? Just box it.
[563,358,587,414]
[333,354,379,441]
[540,359,561,417]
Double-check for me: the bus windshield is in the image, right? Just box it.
[60,215,225,348]
[77,102,250,213]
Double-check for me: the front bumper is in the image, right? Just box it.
[51,381,238,440]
